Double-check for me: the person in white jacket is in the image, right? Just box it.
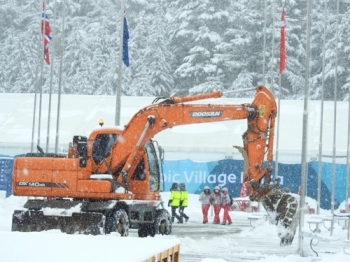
[199,186,211,224]
[221,187,232,225]
[210,186,222,224]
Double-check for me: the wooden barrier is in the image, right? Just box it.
[143,244,180,262]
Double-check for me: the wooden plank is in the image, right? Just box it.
[143,244,180,262]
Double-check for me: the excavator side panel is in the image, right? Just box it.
[52,158,79,193]
[77,180,112,193]
[13,157,53,193]
[13,157,80,196]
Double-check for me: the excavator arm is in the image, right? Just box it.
[97,86,276,193]
[97,85,299,246]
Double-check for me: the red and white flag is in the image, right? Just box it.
[41,2,52,65]
[279,7,286,74]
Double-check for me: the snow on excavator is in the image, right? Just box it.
[11,85,299,245]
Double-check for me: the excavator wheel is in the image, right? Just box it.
[138,224,153,237]
[84,225,101,235]
[154,209,172,236]
[138,209,172,237]
[112,209,129,237]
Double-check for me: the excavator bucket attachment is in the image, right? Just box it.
[260,188,300,246]
[234,145,300,246]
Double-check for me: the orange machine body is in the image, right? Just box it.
[12,85,276,203]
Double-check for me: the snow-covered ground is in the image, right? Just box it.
[0,192,349,261]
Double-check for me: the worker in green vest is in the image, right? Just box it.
[168,183,182,223]
[179,183,189,223]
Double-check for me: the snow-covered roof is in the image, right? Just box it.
[0,93,348,163]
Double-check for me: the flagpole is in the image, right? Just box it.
[31,69,39,153]
[55,0,66,154]
[46,0,56,153]
[31,8,42,153]
[38,0,47,149]
[115,0,124,126]
[275,75,281,181]
[262,0,267,85]
[298,0,312,256]
[346,85,350,213]
[331,0,339,215]
[275,4,285,181]
[270,0,275,94]
[317,0,328,217]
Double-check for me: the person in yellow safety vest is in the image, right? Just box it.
[179,183,189,223]
[168,183,182,223]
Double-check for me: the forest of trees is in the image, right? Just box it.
[1,0,350,100]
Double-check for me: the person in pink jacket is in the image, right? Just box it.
[210,186,222,224]
[221,187,232,225]
[199,186,211,224]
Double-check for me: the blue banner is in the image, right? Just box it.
[1,155,348,210]
[162,159,349,210]
[0,157,14,197]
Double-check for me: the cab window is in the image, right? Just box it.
[131,159,145,180]
[92,134,118,164]
[145,141,160,192]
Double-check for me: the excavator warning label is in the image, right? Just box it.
[190,110,222,118]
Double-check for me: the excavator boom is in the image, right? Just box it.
[98,86,276,192]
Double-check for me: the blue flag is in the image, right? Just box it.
[123,17,129,67]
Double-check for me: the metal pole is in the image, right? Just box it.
[275,1,285,180]
[331,0,339,214]
[317,0,328,217]
[275,74,281,180]
[115,0,124,126]
[346,86,350,213]
[31,69,39,153]
[31,58,41,152]
[55,0,66,154]
[46,0,56,153]
[38,0,47,149]
[31,1,44,153]
[270,0,275,94]
[298,0,312,256]
[262,0,267,85]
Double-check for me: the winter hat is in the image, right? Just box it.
[179,183,186,190]
[222,187,228,192]
[214,186,220,191]
[204,186,210,190]
[171,183,179,190]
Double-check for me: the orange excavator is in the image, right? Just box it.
[11,85,299,245]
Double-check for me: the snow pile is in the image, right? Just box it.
[0,192,350,261]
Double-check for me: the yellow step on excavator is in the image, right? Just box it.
[11,85,299,245]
